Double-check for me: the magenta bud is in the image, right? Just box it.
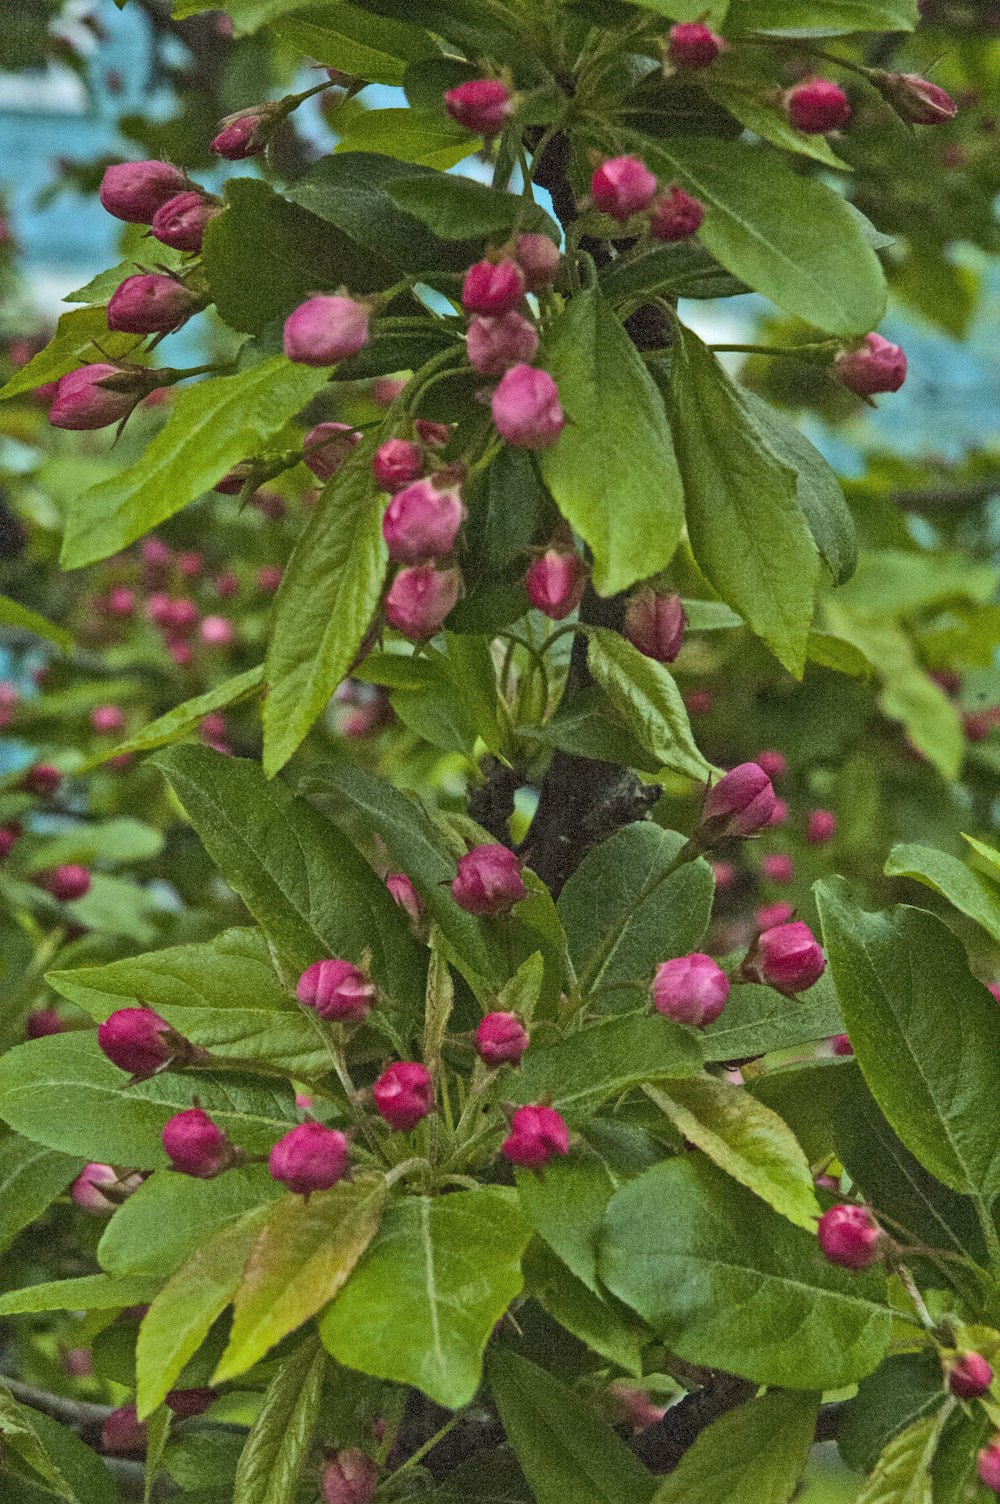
[105,586,136,617]
[200,615,235,647]
[296,959,375,1025]
[283,295,370,367]
[685,689,712,716]
[502,1104,569,1170]
[257,565,282,594]
[384,564,460,639]
[624,588,685,662]
[97,1006,180,1077]
[45,864,91,902]
[476,1011,529,1066]
[177,550,202,578]
[162,1108,234,1179]
[215,569,239,598]
[461,258,525,317]
[701,763,777,840]
[807,809,837,845]
[831,1033,854,1056]
[768,798,789,828]
[19,762,62,797]
[303,421,361,481]
[49,364,137,431]
[979,1438,1000,1495]
[386,872,423,924]
[71,1163,123,1215]
[835,334,907,396]
[107,273,199,334]
[590,155,657,221]
[101,1405,147,1457]
[452,843,526,915]
[382,476,465,563]
[754,750,788,781]
[515,233,561,291]
[466,310,538,376]
[62,1348,94,1378]
[711,860,735,892]
[652,953,729,1028]
[649,187,704,242]
[0,828,18,861]
[756,901,793,930]
[373,376,407,407]
[786,77,852,133]
[142,536,171,567]
[444,79,513,137]
[667,21,724,68]
[210,105,275,160]
[373,1061,433,1132]
[26,1007,63,1039]
[415,419,451,450]
[871,70,958,125]
[150,190,219,252]
[817,1203,884,1270]
[373,438,423,493]
[948,1352,993,1399]
[268,1122,349,1194]
[92,704,125,734]
[524,548,586,620]
[761,853,794,885]
[491,364,564,449]
[322,1448,379,1504]
[754,921,826,994]
[165,1388,215,1418]
[99,160,187,223]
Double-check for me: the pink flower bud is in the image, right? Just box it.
[72,1163,123,1214]
[817,1203,883,1269]
[27,1007,63,1039]
[667,21,724,68]
[215,570,239,598]
[177,550,202,578]
[45,864,91,902]
[62,1348,94,1378]
[107,273,199,334]
[988,982,1000,1005]
[755,921,826,994]
[99,160,188,223]
[685,688,712,716]
[415,419,451,450]
[768,798,789,827]
[502,1104,569,1169]
[107,753,136,772]
[373,1061,433,1132]
[165,1388,215,1418]
[524,548,586,620]
[590,156,657,221]
[322,1448,379,1504]
[761,853,794,884]
[257,565,282,594]
[382,477,465,563]
[467,311,539,376]
[831,1033,854,1056]
[949,1352,993,1399]
[19,762,61,797]
[834,333,907,396]
[444,79,512,137]
[871,70,958,125]
[476,1011,529,1066]
[373,438,423,493]
[268,1122,349,1194]
[98,1007,179,1077]
[150,190,219,252]
[491,364,564,449]
[372,376,407,407]
[255,491,286,524]
[452,843,526,915]
[701,763,777,840]
[979,1438,1000,1495]
[650,186,704,241]
[102,1405,147,1456]
[92,704,125,734]
[515,233,561,291]
[200,615,235,647]
[210,105,275,160]
[142,536,171,568]
[806,809,837,844]
[105,586,136,617]
[652,953,729,1028]
[756,901,793,930]
[0,828,17,861]
[624,589,685,662]
[49,364,136,430]
[214,465,252,496]
[199,713,227,743]
[461,258,525,317]
[786,78,852,133]
[386,872,423,924]
[296,959,375,1025]
[754,750,787,781]
[384,564,460,639]
[283,295,370,366]
[711,860,735,892]
[162,1108,235,1178]
[303,421,361,481]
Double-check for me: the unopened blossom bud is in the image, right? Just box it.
[524,548,586,620]
[373,376,407,407]
[45,864,91,902]
[444,79,513,137]
[322,1448,379,1504]
[755,750,788,781]
[162,1108,235,1178]
[491,364,564,448]
[466,311,538,376]
[142,536,171,569]
[502,1104,569,1170]
[452,843,526,915]
[373,1061,433,1132]
[107,273,199,335]
[807,809,837,844]
[200,615,235,647]
[414,419,451,450]
[62,1348,94,1377]
[296,959,375,1025]
[476,1011,529,1066]
[817,1203,884,1269]
[268,1122,349,1194]
[98,1006,185,1078]
[949,1353,993,1399]
[685,688,713,716]
[515,233,561,291]
[754,921,826,994]
[649,187,704,241]
[27,1007,63,1039]
[786,77,852,133]
[979,1437,1000,1495]
[652,953,729,1027]
[701,763,777,840]
[667,21,724,68]
[711,860,735,891]
[283,295,370,366]
[835,334,907,396]
[165,1388,215,1418]
[831,1033,854,1056]
[49,364,137,430]
[105,586,136,617]
[303,421,361,481]
[373,438,423,493]
[756,901,793,930]
[92,704,125,734]
[384,564,460,639]
[102,1405,147,1456]
[210,103,278,160]
[214,464,253,495]
[19,762,61,797]
[382,477,465,563]
[624,589,685,662]
[150,190,219,252]
[215,569,239,598]
[72,1163,126,1214]
[768,798,789,828]
[761,853,794,884]
[258,565,282,594]
[386,872,423,924]
[177,550,201,578]
[0,827,18,861]
[461,258,525,317]
[99,160,187,222]
[590,155,657,221]
[870,70,958,125]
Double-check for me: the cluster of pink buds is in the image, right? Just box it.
[99,158,220,257]
[588,155,705,243]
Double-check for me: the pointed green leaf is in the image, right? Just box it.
[885,843,1000,946]
[726,0,918,36]
[586,628,714,779]
[0,595,72,652]
[651,1390,819,1504]
[232,1337,328,1504]
[0,1273,161,1316]
[855,1413,942,1504]
[97,665,264,763]
[0,306,141,401]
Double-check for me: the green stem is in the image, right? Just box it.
[387,1409,466,1483]
[709,342,837,360]
[975,1196,1000,1272]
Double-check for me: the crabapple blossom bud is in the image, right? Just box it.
[373,438,423,493]
[649,187,704,241]
[303,421,361,481]
[834,334,907,395]
[711,860,736,891]
[461,258,525,316]
[98,1007,182,1077]
[200,713,227,744]
[452,843,525,915]
[200,615,235,647]
[0,827,17,861]
[45,864,91,902]
[373,1061,433,1131]
[515,233,561,291]
[786,77,852,133]
[667,21,724,68]
[99,160,187,222]
[296,959,375,1025]
[415,419,451,449]
[444,79,513,137]
[761,854,794,884]
[169,641,192,666]
[19,762,61,797]
[386,872,423,924]
[652,953,730,1027]
[590,155,657,220]
[755,921,826,994]
[215,569,239,598]
[685,688,712,715]
[72,1164,124,1214]
[373,376,407,407]
[283,296,370,366]
[142,536,171,569]
[382,477,465,563]
[817,1203,884,1269]
[322,1448,379,1504]
[768,798,789,827]
[807,809,837,844]
[756,901,793,929]
[870,70,958,125]
[107,274,199,335]
[384,564,460,639]
[257,565,282,594]
[214,464,252,495]
[49,364,136,430]
[162,1108,235,1178]
[105,586,136,617]
[92,704,125,734]
[102,1405,147,1456]
[476,1011,529,1066]
[166,1389,215,1418]
[949,1353,993,1399]
[62,1348,94,1377]
[524,548,586,620]
[701,763,777,840]
[268,1122,349,1193]
[26,1007,63,1039]
[210,104,277,159]
[491,364,564,448]
[979,1438,1000,1494]
[150,190,220,251]
[624,589,685,662]
[755,750,787,780]
[466,311,538,376]
[502,1104,569,1169]
[177,550,201,578]
[831,1033,854,1056]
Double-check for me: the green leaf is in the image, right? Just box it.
[703,62,848,169]
[320,1190,530,1409]
[586,628,713,779]
[884,843,1000,946]
[668,324,818,675]
[268,1,433,84]
[523,1241,646,1374]
[0,1136,82,1256]
[651,1390,819,1504]
[516,1143,619,1293]
[524,687,664,775]
[749,1057,857,1166]
[647,1077,820,1229]
[701,976,843,1063]
[599,241,747,305]
[726,0,918,35]
[136,1206,271,1418]
[964,833,1000,879]
[0,1387,121,1504]
[264,444,387,775]
[61,359,329,569]
[98,666,264,762]
[839,1353,946,1474]
[644,138,887,335]
[816,878,1000,1201]
[216,1178,387,1381]
[152,746,423,1005]
[232,1337,327,1504]
[600,1156,892,1389]
[0,595,72,652]
[538,289,684,597]
[335,108,473,169]
[388,173,558,241]
[854,1413,941,1504]
[0,1273,161,1316]
[488,1348,655,1504]
[806,628,873,678]
[0,307,141,401]
[26,819,163,873]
